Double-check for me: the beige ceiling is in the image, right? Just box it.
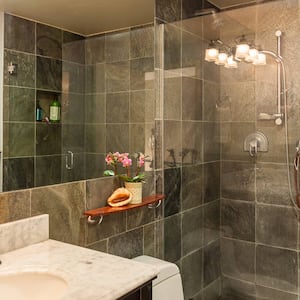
[0,0,155,36]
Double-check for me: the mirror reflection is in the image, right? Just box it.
[2,11,155,192]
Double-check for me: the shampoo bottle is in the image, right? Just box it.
[36,100,42,121]
[49,97,61,123]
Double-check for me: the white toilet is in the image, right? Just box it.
[132,255,184,300]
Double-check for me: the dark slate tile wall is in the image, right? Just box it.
[84,24,155,178]
[219,1,300,299]
[155,1,221,298]
[3,13,86,191]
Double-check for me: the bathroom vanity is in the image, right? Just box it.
[0,215,157,300]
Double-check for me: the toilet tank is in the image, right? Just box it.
[132,256,184,300]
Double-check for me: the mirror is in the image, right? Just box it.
[1,1,155,192]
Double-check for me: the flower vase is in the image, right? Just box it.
[125,182,142,204]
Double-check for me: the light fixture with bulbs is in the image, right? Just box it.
[205,35,267,68]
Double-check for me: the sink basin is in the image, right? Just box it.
[0,272,68,300]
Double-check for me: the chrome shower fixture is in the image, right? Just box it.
[204,35,266,68]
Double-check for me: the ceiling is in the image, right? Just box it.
[0,0,155,36]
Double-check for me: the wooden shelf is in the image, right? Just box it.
[84,194,165,218]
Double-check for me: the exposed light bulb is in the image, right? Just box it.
[235,43,250,59]
[205,47,219,62]
[225,55,238,68]
[245,47,258,62]
[215,52,228,65]
[253,52,266,65]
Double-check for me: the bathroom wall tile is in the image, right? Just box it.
[256,245,298,293]
[36,123,62,155]
[105,30,130,63]
[61,93,85,124]
[35,155,62,187]
[220,82,255,122]
[36,56,62,91]
[222,276,256,300]
[4,50,35,88]
[127,205,155,231]
[85,124,106,153]
[85,35,105,65]
[155,0,181,23]
[203,200,220,245]
[203,60,220,83]
[108,227,143,259]
[130,57,154,91]
[256,163,291,206]
[4,123,35,157]
[203,81,219,122]
[87,239,108,253]
[182,249,203,299]
[61,153,85,183]
[3,86,35,122]
[87,211,126,244]
[202,278,221,300]
[0,190,31,224]
[85,63,105,94]
[256,285,298,300]
[221,238,255,283]
[256,204,297,249]
[221,122,256,161]
[130,90,155,123]
[164,167,181,217]
[181,30,202,78]
[182,77,202,121]
[84,93,105,124]
[129,123,145,153]
[164,22,181,71]
[36,23,62,59]
[85,153,106,180]
[62,31,85,64]
[62,61,85,93]
[4,14,35,53]
[106,124,129,153]
[62,124,85,152]
[106,92,129,123]
[143,222,155,257]
[86,176,120,209]
[182,121,203,165]
[221,161,255,201]
[221,199,255,242]
[31,181,85,246]
[164,120,182,168]
[220,62,255,83]
[255,125,286,163]
[182,164,203,210]
[203,240,221,287]
[130,25,154,59]
[181,0,203,20]
[182,206,203,255]
[164,214,181,262]
[203,162,220,203]
[164,73,181,120]
[3,158,34,191]
[203,122,220,162]
[105,61,130,92]
[154,120,163,170]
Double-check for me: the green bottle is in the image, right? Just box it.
[49,98,61,123]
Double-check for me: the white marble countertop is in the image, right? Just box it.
[0,239,158,300]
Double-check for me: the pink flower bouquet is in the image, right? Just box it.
[104,152,146,183]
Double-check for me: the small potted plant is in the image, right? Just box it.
[104,152,146,204]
